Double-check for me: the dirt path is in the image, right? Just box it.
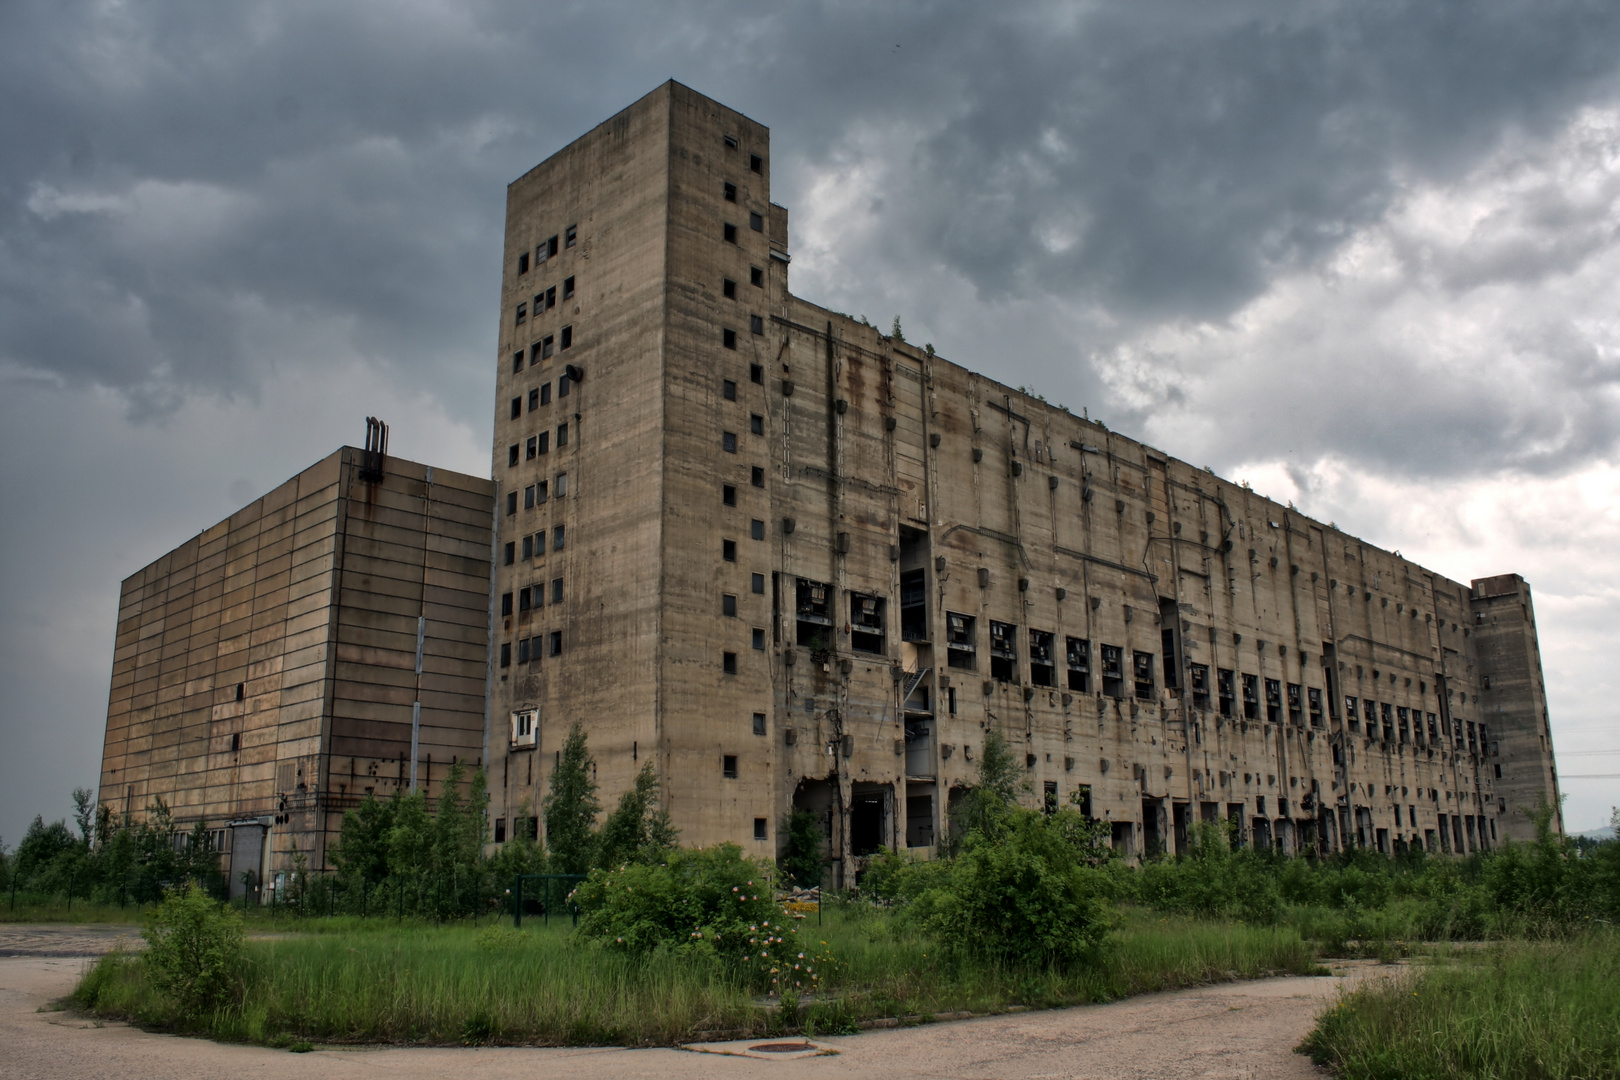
[0,926,1380,1080]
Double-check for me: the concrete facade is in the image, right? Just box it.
[486,82,1564,881]
[97,448,494,895]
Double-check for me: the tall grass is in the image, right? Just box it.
[72,906,1320,1047]
[1299,931,1620,1080]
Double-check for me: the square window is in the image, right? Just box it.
[526,436,537,460]
[723,539,737,562]
[751,519,764,540]
[541,382,552,405]
[551,577,563,604]
[560,325,572,350]
[749,212,763,232]
[751,572,765,594]
[754,817,767,840]
[723,278,737,299]
[503,541,515,565]
[515,303,527,325]
[500,642,511,667]
[559,372,571,397]
[513,351,524,373]
[751,466,765,488]
[724,182,737,202]
[753,712,767,736]
[509,444,519,467]
[565,224,577,248]
[557,422,568,447]
[723,328,737,349]
[750,362,763,384]
[555,472,567,497]
[524,485,535,510]
[724,223,738,244]
[723,379,736,401]
[752,627,765,650]
[563,276,575,300]
[723,594,737,617]
[722,484,737,506]
[723,653,737,675]
[518,252,529,276]
[751,266,764,287]
[723,431,738,453]
[549,630,562,656]
[723,754,738,776]
[553,525,565,551]
[750,154,762,174]
[528,388,539,411]
[506,491,517,516]
[750,413,763,435]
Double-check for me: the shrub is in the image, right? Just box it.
[779,810,823,888]
[141,883,245,1015]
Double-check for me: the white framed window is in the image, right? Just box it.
[511,709,538,747]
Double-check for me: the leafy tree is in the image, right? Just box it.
[947,728,1022,847]
[334,791,396,885]
[141,883,244,1014]
[14,815,76,882]
[597,762,677,869]
[544,723,600,875]
[891,315,904,342]
[779,810,824,888]
[72,787,95,844]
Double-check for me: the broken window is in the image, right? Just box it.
[900,569,927,642]
[751,466,764,487]
[1029,630,1055,687]
[518,252,530,276]
[540,382,552,405]
[1190,663,1210,709]
[723,539,737,562]
[753,712,766,736]
[751,265,764,288]
[538,235,558,262]
[552,524,564,551]
[1287,683,1303,726]
[549,630,562,656]
[723,755,738,778]
[1381,702,1395,741]
[551,577,563,604]
[565,224,577,248]
[850,593,885,653]
[526,436,537,460]
[1345,695,1359,730]
[723,328,737,349]
[724,182,737,202]
[503,541,515,565]
[723,593,737,617]
[1218,669,1235,716]
[528,388,539,411]
[1264,678,1282,722]
[1134,651,1155,700]
[722,652,737,674]
[989,620,1017,682]
[513,351,524,374]
[563,276,574,300]
[1101,645,1124,699]
[750,362,763,384]
[1074,785,1093,818]
[724,223,738,243]
[518,586,532,613]
[507,490,519,515]
[751,518,764,540]
[1242,674,1260,719]
[796,578,833,650]
[1308,687,1323,727]
[535,479,548,504]
[1066,637,1091,692]
[560,325,572,350]
[510,396,522,419]
[1427,712,1439,743]
[722,484,737,506]
[1397,706,1411,743]
[946,612,977,670]
[515,302,527,325]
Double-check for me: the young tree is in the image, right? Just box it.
[544,723,600,874]
[597,762,677,869]
[947,728,1023,847]
[779,810,824,888]
[72,787,95,846]
[334,791,397,886]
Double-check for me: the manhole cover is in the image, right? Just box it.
[750,1042,814,1053]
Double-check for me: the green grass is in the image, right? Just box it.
[71,906,1321,1047]
[0,899,150,924]
[1299,931,1620,1079]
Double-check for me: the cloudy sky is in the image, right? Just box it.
[3,0,1618,844]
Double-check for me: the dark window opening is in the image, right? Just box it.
[1397,706,1411,743]
[1288,683,1303,726]
[1190,663,1210,709]
[522,535,533,560]
[722,484,737,506]
[750,413,763,435]
[537,431,550,455]
[552,524,564,551]
[565,224,577,248]
[541,335,555,359]
[551,577,563,604]
[526,436,537,460]
[560,325,572,349]
[515,302,527,325]
[1346,696,1360,731]
[517,638,530,664]
[723,328,737,349]
[750,153,762,174]
[536,479,548,504]
[722,593,737,617]
[518,587,532,612]
[1134,650,1155,700]
[751,518,764,540]
[1242,674,1260,719]
[518,252,529,275]
[556,422,568,447]
[510,396,521,419]
[723,278,736,299]
[750,212,763,232]
[989,620,1017,682]
[1029,629,1055,687]
[723,539,737,562]
[724,134,739,149]
[724,182,737,202]
[1382,702,1395,742]
[549,630,562,656]
[506,490,518,515]
[513,351,524,374]
[503,542,515,566]
[500,642,511,667]
[750,362,763,384]
[795,578,833,650]
[723,652,737,675]
[1074,785,1093,818]
[724,223,738,243]
[754,817,767,840]
[901,569,927,642]
[563,276,574,300]
[528,388,539,411]
[851,593,886,653]
[752,627,766,650]
[722,431,737,453]
[751,572,765,594]
[751,266,764,287]
[751,466,764,487]
[751,314,764,335]
[539,380,552,406]
[753,712,767,736]
[1066,637,1090,692]
[1219,669,1236,716]
[946,611,976,669]
[509,444,519,467]
[1101,645,1124,699]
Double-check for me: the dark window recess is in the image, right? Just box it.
[539,235,558,261]
[560,325,572,349]
[750,314,764,335]
[1044,781,1059,815]
[1383,703,1396,742]
[509,444,519,467]
[563,276,575,300]
[549,630,562,656]
[536,479,548,503]
[1397,705,1411,743]
[723,754,738,778]
[518,587,532,614]
[501,592,514,616]
[901,569,927,642]
[946,611,976,669]
[723,652,737,675]
[723,278,737,299]
[518,252,529,275]
[1101,645,1124,699]
[528,388,539,411]
[723,431,738,453]
[724,182,737,202]
[1288,683,1303,726]
[1190,663,1210,709]
[551,577,563,603]
[1242,674,1260,719]
[751,466,765,487]
[1265,678,1283,723]
[495,818,507,843]
[526,436,537,460]
[750,212,764,232]
[1219,669,1236,716]
[989,620,1017,682]
[750,153,763,174]
[1159,624,1180,690]
[723,328,737,349]
[500,642,511,667]
[851,593,885,653]
[565,224,576,248]
[503,542,515,566]
[751,572,765,594]
[515,302,527,325]
[1364,698,1377,732]
[1029,630,1055,687]
[750,413,763,435]
[552,525,564,551]
[522,535,533,560]
[722,593,737,617]
[751,266,764,288]
[513,351,524,373]
[510,397,522,419]
[1066,637,1090,692]
[541,335,554,359]
[724,223,738,243]
[795,578,833,650]
[753,712,767,736]
[752,627,765,650]
[724,133,739,149]
[750,362,764,384]
[517,638,530,664]
[751,518,764,540]
[506,491,518,515]
[754,817,767,840]
[1134,651,1155,700]
[557,422,568,447]
[540,286,554,310]
[538,431,550,455]
[558,372,570,397]
[722,484,737,506]
[723,539,737,562]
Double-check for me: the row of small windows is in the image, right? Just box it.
[500,631,563,667]
[515,226,577,276]
[501,578,565,616]
[721,318,765,350]
[722,214,765,244]
[723,268,766,299]
[512,329,573,373]
[511,374,570,416]
[509,416,572,464]
[503,474,566,516]
[515,276,575,324]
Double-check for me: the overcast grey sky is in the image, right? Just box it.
[3,0,1618,844]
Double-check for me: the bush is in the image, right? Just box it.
[141,883,244,1014]
[779,810,823,889]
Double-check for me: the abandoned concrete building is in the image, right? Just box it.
[99,82,1564,891]
[485,81,1563,884]
[96,436,494,897]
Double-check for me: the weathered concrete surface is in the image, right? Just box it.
[1,943,1375,1080]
